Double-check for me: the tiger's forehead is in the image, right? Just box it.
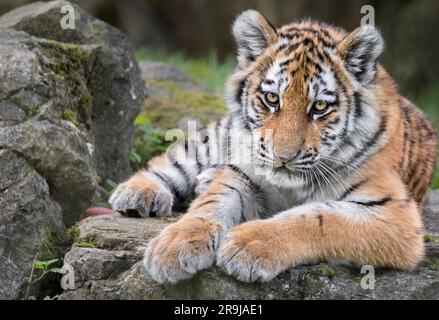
[260,44,338,101]
[256,21,346,97]
[277,20,346,47]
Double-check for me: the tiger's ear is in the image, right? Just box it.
[232,10,277,68]
[337,25,384,85]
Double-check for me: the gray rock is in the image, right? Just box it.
[0,0,145,183]
[0,149,64,300]
[0,1,144,299]
[59,190,439,300]
[63,248,141,289]
[0,27,96,225]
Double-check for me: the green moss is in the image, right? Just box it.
[60,109,78,122]
[428,260,439,271]
[425,234,439,243]
[24,223,81,300]
[41,40,93,129]
[66,223,80,243]
[141,79,226,130]
[310,264,336,279]
[38,223,79,261]
[90,22,105,38]
[72,242,96,248]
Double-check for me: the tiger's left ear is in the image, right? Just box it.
[232,10,277,68]
[337,25,384,85]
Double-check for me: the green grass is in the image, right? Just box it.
[135,48,235,92]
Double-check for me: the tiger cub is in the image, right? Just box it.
[110,10,436,283]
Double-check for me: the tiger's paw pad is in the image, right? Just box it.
[144,218,223,283]
[109,175,173,218]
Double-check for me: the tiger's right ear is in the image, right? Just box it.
[232,10,277,68]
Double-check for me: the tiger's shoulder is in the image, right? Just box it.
[372,67,436,204]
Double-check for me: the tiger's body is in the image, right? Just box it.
[110,11,436,283]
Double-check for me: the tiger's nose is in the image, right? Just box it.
[274,150,298,164]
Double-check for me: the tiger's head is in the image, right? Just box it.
[226,10,385,188]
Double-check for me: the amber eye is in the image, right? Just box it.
[311,101,329,114]
[264,92,280,108]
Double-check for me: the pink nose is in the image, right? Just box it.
[274,150,297,164]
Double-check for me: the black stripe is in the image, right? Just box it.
[340,95,353,137]
[350,197,392,207]
[225,117,232,163]
[283,28,335,48]
[168,154,192,186]
[242,81,252,131]
[236,79,246,104]
[149,170,183,204]
[192,199,218,210]
[347,114,388,165]
[221,183,245,223]
[327,117,341,126]
[317,214,324,228]
[338,180,368,200]
[226,165,258,190]
[263,79,275,85]
[353,92,363,118]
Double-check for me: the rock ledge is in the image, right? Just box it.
[60,192,439,300]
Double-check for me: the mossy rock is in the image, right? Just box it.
[39,40,93,131]
[310,264,336,278]
[141,78,227,130]
[425,234,439,243]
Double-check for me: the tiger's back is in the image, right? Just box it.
[399,98,436,204]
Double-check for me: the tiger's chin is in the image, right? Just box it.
[258,166,308,189]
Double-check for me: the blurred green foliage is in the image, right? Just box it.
[136,49,235,92]
[96,179,118,208]
[130,116,170,171]
[412,83,439,188]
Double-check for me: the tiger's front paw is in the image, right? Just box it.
[217,220,288,282]
[144,217,223,283]
[109,173,173,218]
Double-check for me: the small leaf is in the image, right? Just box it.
[96,201,111,209]
[35,259,58,270]
[49,268,63,274]
[134,116,150,126]
[98,186,111,196]
[129,151,142,164]
[106,179,118,190]
[45,259,59,266]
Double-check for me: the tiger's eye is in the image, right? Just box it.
[265,92,279,105]
[314,101,328,111]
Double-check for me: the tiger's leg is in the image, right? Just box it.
[109,117,231,217]
[218,178,424,282]
[108,150,198,217]
[144,166,262,283]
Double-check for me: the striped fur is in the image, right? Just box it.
[110,10,437,283]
